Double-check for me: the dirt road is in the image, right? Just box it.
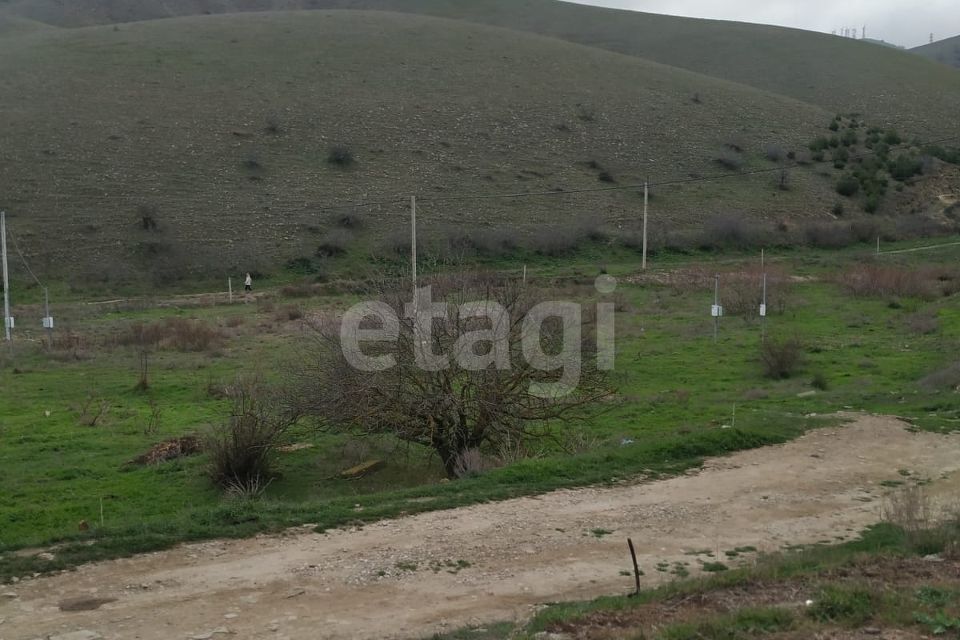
[3,414,959,640]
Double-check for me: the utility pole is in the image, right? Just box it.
[1,211,10,342]
[641,181,649,270]
[410,195,418,297]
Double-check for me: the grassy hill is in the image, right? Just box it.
[3,0,960,137]
[913,35,960,69]
[0,9,848,288]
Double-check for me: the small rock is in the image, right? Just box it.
[37,552,56,562]
[863,628,882,636]
[922,554,944,562]
[1,592,17,600]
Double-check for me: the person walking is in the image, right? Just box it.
[244,272,253,292]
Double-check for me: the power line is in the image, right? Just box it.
[8,228,44,288]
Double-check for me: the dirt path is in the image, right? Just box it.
[3,414,959,640]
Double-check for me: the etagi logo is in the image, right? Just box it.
[336,275,618,398]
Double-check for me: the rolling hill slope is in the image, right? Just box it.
[0,9,842,286]
[2,0,960,137]
[913,35,960,69]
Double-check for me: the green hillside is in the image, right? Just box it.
[913,35,960,69]
[0,10,847,287]
[3,0,960,136]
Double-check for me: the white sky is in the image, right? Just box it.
[568,0,960,48]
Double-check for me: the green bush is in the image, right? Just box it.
[836,174,860,197]
[807,586,878,626]
[888,154,923,181]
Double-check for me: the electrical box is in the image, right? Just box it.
[711,305,723,318]
[42,316,54,329]
[759,304,767,318]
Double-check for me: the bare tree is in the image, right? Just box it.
[288,271,612,478]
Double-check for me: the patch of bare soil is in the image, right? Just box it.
[1,414,959,640]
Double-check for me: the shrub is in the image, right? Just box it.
[715,150,744,171]
[205,377,298,495]
[327,145,354,167]
[835,265,940,300]
[765,145,785,162]
[840,128,858,147]
[760,337,804,379]
[918,362,960,392]
[529,227,582,257]
[807,586,878,626]
[803,222,855,249]
[700,213,765,250]
[883,129,902,145]
[832,147,849,168]
[811,372,829,390]
[115,318,224,352]
[316,229,353,258]
[836,174,860,197]
[335,213,363,229]
[597,170,616,183]
[809,136,830,152]
[887,154,923,181]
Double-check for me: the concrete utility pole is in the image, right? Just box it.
[641,181,649,270]
[1,211,10,342]
[410,195,418,296]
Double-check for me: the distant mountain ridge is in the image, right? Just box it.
[2,0,959,135]
[912,34,960,69]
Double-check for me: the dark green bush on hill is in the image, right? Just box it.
[836,174,860,197]
[887,154,923,182]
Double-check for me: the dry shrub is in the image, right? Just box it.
[835,265,944,300]
[275,305,304,322]
[48,330,89,360]
[225,316,245,329]
[452,448,500,479]
[127,435,201,466]
[882,484,933,541]
[760,337,804,379]
[721,265,792,319]
[316,229,353,258]
[918,362,960,392]
[904,311,939,335]
[115,318,224,352]
[205,377,298,495]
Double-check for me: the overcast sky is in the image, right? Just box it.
[569,0,960,48]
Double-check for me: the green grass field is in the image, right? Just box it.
[1,239,958,581]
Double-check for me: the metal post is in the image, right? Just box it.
[522,264,527,286]
[1,211,10,342]
[713,274,720,342]
[641,181,649,270]
[876,236,880,256]
[761,272,768,344]
[228,277,233,304]
[44,287,52,344]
